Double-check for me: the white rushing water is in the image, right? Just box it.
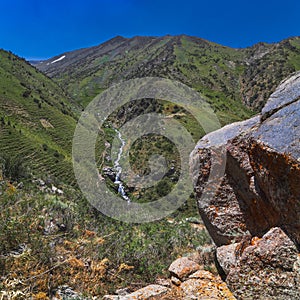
[113,129,130,202]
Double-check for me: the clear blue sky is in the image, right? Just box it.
[0,0,299,59]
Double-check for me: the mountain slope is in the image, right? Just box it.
[0,49,78,184]
[35,35,253,124]
[35,35,300,122]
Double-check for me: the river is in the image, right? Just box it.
[113,129,130,202]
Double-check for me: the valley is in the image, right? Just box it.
[0,34,300,299]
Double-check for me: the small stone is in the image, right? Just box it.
[103,285,170,300]
[168,257,201,280]
[102,296,120,300]
[131,284,170,299]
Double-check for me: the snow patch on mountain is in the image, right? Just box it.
[51,55,66,64]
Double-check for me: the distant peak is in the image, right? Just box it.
[110,35,127,42]
[97,35,127,46]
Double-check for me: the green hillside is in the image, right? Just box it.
[36,35,300,124]
[0,49,78,184]
[37,35,254,124]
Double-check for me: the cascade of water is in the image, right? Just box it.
[113,129,130,202]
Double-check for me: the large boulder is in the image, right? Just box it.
[190,71,300,298]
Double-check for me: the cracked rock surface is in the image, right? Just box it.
[191,72,300,299]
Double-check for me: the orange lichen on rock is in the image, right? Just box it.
[250,236,261,246]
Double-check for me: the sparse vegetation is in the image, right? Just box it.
[0,180,210,298]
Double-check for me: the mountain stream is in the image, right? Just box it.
[113,129,130,202]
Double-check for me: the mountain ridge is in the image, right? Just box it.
[33,34,300,116]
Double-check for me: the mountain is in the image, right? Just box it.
[1,35,300,299]
[0,49,79,184]
[35,35,300,123]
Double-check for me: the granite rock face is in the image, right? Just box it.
[217,227,300,299]
[191,71,300,298]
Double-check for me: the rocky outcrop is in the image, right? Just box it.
[167,257,235,299]
[103,256,235,300]
[217,227,300,299]
[191,71,300,299]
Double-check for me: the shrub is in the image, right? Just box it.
[0,154,29,181]
[22,90,31,98]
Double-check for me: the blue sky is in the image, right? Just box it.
[0,0,299,59]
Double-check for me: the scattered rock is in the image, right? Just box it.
[17,182,24,189]
[43,219,58,235]
[102,296,120,300]
[128,284,170,299]
[188,269,215,280]
[38,179,45,186]
[216,243,238,275]
[168,257,201,281]
[155,278,171,288]
[51,185,63,195]
[102,167,116,182]
[43,218,65,235]
[196,244,216,269]
[54,285,81,299]
[7,243,28,257]
[104,258,234,299]
[185,217,202,224]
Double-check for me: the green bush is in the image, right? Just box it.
[0,154,29,181]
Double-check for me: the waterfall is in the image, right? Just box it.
[113,129,130,202]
